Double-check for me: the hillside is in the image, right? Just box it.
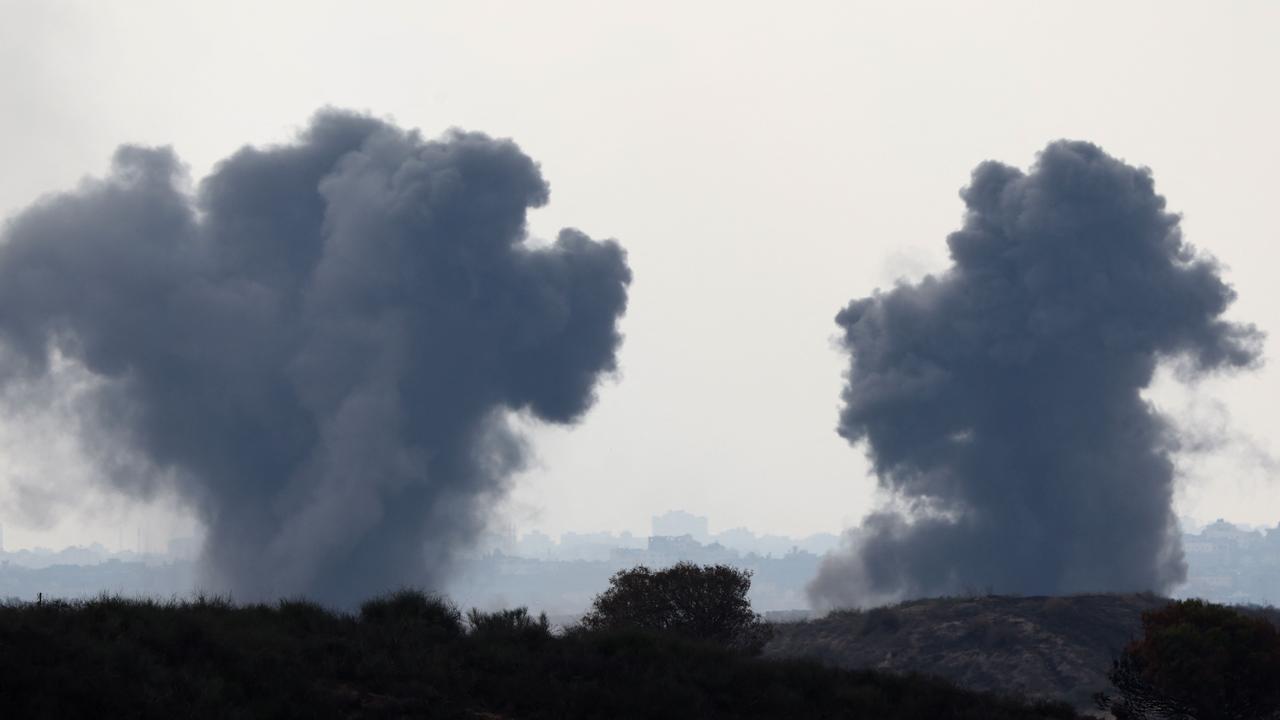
[766,593,1179,711]
[0,592,1084,719]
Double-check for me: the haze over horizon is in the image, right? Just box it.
[0,2,1276,605]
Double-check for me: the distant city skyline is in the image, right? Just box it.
[2,507,1278,557]
[4,516,1279,614]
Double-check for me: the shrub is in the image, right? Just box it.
[581,562,773,653]
[1095,598,1280,720]
[276,598,339,634]
[467,607,552,644]
[358,589,463,636]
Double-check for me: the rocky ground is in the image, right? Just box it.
[764,593,1174,712]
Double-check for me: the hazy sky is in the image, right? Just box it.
[0,0,1276,552]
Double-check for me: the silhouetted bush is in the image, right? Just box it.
[1095,598,1280,720]
[358,588,462,636]
[580,562,774,653]
[467,606,552,644]
[275,597,338,634]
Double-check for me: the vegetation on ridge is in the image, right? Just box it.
[0,588,1082,719]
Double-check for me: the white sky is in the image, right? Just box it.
[0,0,1276,551]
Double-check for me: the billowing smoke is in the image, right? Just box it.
[0,110,630,605]
[809,141,1261,609]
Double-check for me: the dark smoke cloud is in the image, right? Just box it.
[0,110,630,605]
[809,141,1261,609]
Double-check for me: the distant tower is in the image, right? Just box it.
[651,510,710,541]
[0,522,4,552]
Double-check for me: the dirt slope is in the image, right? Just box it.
[764,593,1172,711]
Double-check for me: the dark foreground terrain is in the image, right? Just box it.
[767,593,1280,711]
[0,592,1082,719]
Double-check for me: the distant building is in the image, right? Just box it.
[1200,519,1262,547]
[651,510,709,542]
[1177,519,1280,606]
[559,531,624,561]
[1183,540,1215,554]
[647,534,704,558]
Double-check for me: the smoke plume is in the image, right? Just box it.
[0,110,631,605]
[809,141,1261,608]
